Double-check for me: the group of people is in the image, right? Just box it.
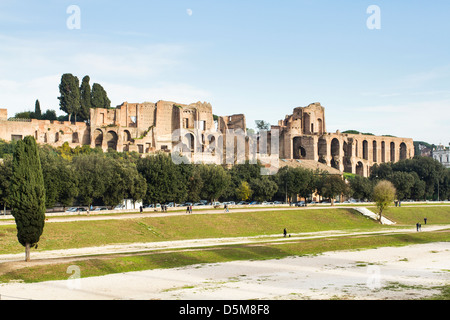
[186,205,193,214]
[416,217,427,232]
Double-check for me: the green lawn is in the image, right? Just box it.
[369,206,450,225]
[0,208,382,254]
[1,230,448,284]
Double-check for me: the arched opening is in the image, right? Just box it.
[106,131,118,151]
[331,138,340,157]
[55,132,59,143]
[318,138,327,163]
[293,136,314,160]
[381,141,386,162]
[303,113,311,134]
[94,129,103,148]
[183,132,195,152]
[123,130,132,142]
[208,135,216,155]
[373,140,377,162]
[356,161,364,176]
[400,142,407,160]
[390,142,395,162]
[317,118,323,135]
[331,158,339,170]
[343,157,352,173]
[362,140,368,160]
[72,132,79,143]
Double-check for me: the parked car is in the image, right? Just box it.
[94,207,108,211]
[295,201,306,207]
[237,201,249,205]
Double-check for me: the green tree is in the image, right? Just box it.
[137,153,187,205]
[320,174,349,205]
[79,75,92,122]
[0,155,13,214]
[9,136,46,261]
[91,83,111,109]
[387,171,415,201]
[255,120,270,132]
[41,109,58,121]
[372,180,396,223]
[72,153,106,208]
[236,181,252,201]
[58,73,80,122]
[198,164,231,203]
[35,100,41,119]
[348,175,373,200]
[250,176,278,202]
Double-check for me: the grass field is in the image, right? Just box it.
[0,208,385,254]
[0,205,449,294]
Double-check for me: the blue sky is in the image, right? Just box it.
[1,0,449,145]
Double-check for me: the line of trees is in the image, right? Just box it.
[347,156,450,201]
[11,73,111,123]
[1,139,449,212]
[58,73,111,122]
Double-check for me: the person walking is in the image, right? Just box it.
[416,222,419,232]
[283,228,287,237]
[186,205,190,213]
[189,205,192,214]
[424,217,427,225]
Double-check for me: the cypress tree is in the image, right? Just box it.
[79,75,92,122]
[58,73,80,122]
[91,83,111,109]
[9,136,46,262]
[34,99,42,119]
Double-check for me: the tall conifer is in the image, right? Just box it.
[9,136,46,262]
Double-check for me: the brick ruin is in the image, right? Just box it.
[0,101,414,177]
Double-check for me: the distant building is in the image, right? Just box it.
[433,144,450,168]
[0,101,415,177]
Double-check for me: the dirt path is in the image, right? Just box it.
[0,224,448,278]
[0,241,448,300]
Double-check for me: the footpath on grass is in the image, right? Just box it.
[0,224,448,264]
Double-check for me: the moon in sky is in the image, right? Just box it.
[186,9,193,16]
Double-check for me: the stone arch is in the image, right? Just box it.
[362,140,368,160]
[318,137,327,163]
[303,113,311,134]
[293,136,314,160]
[400,142,407,160]
[331,138,340,157]
[94,129,103,148]
[183,132,195,152]
[390,142,395,162]
[72,132,79,143]
[373,140,377,162]
[123,130,132,142]
[106,131,118,150]
[381,141,386,162]
[317,118,323,135]
[356,161,364,176]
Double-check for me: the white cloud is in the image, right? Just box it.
[186,9,193,16]
[0,34,207,115]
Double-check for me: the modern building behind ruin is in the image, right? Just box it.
[0,101,414,177]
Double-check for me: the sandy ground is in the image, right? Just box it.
[0,241,448,300]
